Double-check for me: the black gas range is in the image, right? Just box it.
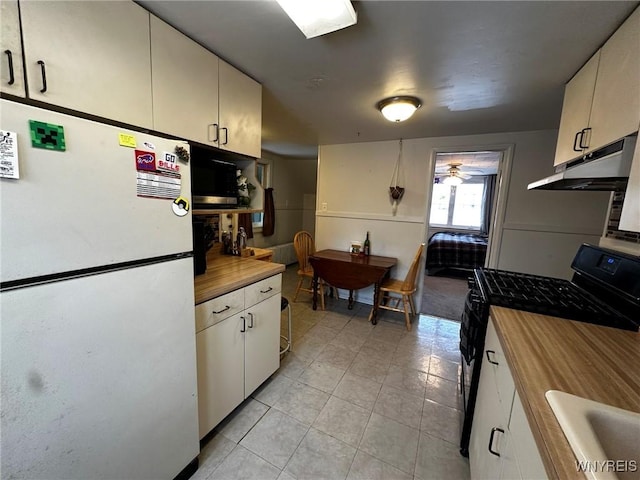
[459,243,640,456]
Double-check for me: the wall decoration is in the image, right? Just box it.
[389,139,405,215]
[29,120,65,151]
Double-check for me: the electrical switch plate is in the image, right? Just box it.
[321,202,327,211]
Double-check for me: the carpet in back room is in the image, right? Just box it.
[420,269,470,322]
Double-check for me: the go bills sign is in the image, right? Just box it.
[158,152,180,173]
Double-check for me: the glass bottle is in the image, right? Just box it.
[363,231,370,256]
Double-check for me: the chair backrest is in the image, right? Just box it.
[402,243,425,291]
[293,231,315,270]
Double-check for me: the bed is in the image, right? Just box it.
[426,231,488,273]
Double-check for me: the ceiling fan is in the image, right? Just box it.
[435,162,483,184]
[436,163,472,179]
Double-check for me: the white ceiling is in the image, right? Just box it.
[137,1,638,159]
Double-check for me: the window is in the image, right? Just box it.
[429,180,485,230]
[252,162,268,229]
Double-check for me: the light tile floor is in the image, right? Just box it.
[193,265,470,480]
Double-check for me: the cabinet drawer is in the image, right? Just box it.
[195,289,244,333]
[245,274,281,308]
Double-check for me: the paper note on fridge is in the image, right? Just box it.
[0,130,20,179]
[118,133,137,148]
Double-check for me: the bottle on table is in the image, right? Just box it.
[363,231,370,256]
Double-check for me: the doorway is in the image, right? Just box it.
[420,146,513,320]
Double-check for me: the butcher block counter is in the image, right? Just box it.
[490,306,640,480]
[194,251,285,305]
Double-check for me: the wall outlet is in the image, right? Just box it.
[321,202,328,211]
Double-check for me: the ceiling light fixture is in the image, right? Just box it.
[442,174,464,186]
[276,0,357,39]
[377,96,422,122]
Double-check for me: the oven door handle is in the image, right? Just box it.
[485,350,499,365]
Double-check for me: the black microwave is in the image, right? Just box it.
[191,157,238,208]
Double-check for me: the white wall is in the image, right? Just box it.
[317,130,611,306]
[250,152,318,248]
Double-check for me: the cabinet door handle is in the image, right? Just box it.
[212,305,230,315]
[485,350,499,365]
[4,50,15,85]
[240,316,246,333]
[579,128,591,149]
[247,312,254,328]
[260,287,273,294]
[488,427,504,457]
[37,60,47,93]
[208,123,219,143]
[573,130,583,152]
[221,127,228,145]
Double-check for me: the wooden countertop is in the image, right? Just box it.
[490,306,640,480]
[194,251,285,304]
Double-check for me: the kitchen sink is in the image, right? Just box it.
[545,390,640,480]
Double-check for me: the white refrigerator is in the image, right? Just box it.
[0,100,200,479]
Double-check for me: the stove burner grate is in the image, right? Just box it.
[476,269,624,323]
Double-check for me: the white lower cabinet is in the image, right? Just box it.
[244,294,281,395]
[196,312,245,439]
[195,274,281,439]
[469,351,507,479]
[509,391,548,479]
[470,317,547,480]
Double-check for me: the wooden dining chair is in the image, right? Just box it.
[376,243,425,331]
[293,231,326,310]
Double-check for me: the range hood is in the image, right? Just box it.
[528,135,637,191]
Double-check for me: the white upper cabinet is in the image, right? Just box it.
[150,15,220,145]
[553,53,599,167]
[19,0,153,128]
[218,60,263,158]
[589,6,640,151]
[149,18,262,157]
[554,7,640,167]
[0,0,25,97]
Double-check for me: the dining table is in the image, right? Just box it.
[308,249,398,324]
